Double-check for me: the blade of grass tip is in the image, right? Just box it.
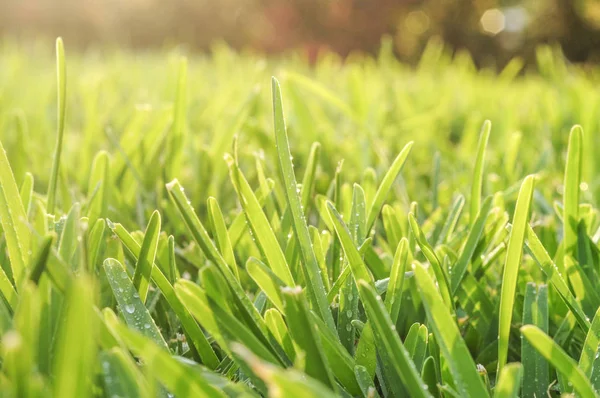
[450,196,493,294]
[525,224,590,331]
[272,77,335,332]
[265,308,296,361]
[103,258,168,349]
[579,307,600,377]
[385,238,409,324]
[207,197,239,281]
[412,262,489,397]
[497,174,535,378]
[53,276,96,398]
[246,257,285,312]
[408,213,454,311]
[563,125,583,273]
[28,236,54,285]
[470,120,491,225]
[109,222,219,369]
[104,313,227,398]
[366,141,414,233]
[57,203,80,267]
[0,139,31,287]
[281,286,336,391]
[132,210,161,303]
[357,280,432,398]
[86,218,105,273]
[435,195,465,246]
[520,325,597,398]
[225,154,295,286]
[19,172,34,217]
[355,365,380,398]
[47,37,67,216]
[87,151,110,225]
[521,283,549,398]
[493,363,522,398]
[100,349,149,398]
[326,238,372,303]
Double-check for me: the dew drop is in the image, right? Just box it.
[124,304,135,314]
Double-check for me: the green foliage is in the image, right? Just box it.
[2,39,600,396]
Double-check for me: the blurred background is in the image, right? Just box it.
[1,0,600,67]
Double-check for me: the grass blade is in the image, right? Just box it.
[521,283,548,398]
[272,77,335,332]
[520,325,597,398]
[579,307,600,377]
[497,174,535,377]
[493,363,522,398]
[470,120,491,225]
[563,125,582,268]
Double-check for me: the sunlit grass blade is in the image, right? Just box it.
[272,77,335,332]
[408,213,453,310]
[19,172,34,217]
[132,210,160,303]
[357,280,433,398]
[226,154,295,286]
[497,174,535,377]
[470,120,491,225]
[207,197,239,281]
[384,237,409,323]
[412,262,489,397]
[579,307,600,377]
[436,195,465,246]
[520,325,597,398]
[47,37,67,215]
[493,363,522,398]
[563,125,582,269]
[366,141,414,233]
[450,196,492,293]
[86,218,105,272]
[246,257,284,311]
[0,138,31,287]
[104,312,227,398]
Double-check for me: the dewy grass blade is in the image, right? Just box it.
[272,77,335,332]
[563,125,583,269]
[413,262,489,398]
[525,225,590,331]
[110,222,220,369]
[579,307,600,377]
[246,257,285,312]
[521,325,597,398]
[357,280,433,398]
[497,175,535,378]
[385,238,409,324]
[132,210,160,303]
[103,258,168,349]
[0,138,30,288]
[100,349,149,398]
[521,283,548,398]
[207,197,239,281]
[470,120,491,225]
[47,37,67,215]
[366,141,414,233]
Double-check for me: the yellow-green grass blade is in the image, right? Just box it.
[563,125,583,271]
[493,363,522,398]
[521,325,597,398]
[497,175,535,378]
[207,197,239,281]
[132,210,161,303]
[521,283,548,398]
[470,120,491,225]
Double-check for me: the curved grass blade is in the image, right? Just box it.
[246,257,285,311]
[87,151,110,225]
[132,210,160,303]
[100,348,149,397]
[355,365,379,398]
[47,37,67,215]
[103,258,167,349]
[265,308,295,361]
[408,213,453,311]
[366,141,414,233]
[521,325,597,398]
[579,307,600,377]
[450,196,493,293]
[19,172,34,217]
[272,77,335,332]
[0,139,31,287]
[493,363,522,398]
[525,224,590,331]
[110,222,219,369]
[384,238,409,324]
[497,175,535,378]
[563,125,582,268]
[412,262,489,398]
[436,195,465,246]
[207,197,239,281]
[226,155,295,286]
[357,280,433,398]
[470,120,491,225]
[104,312,227,398]
[86,218,105,273]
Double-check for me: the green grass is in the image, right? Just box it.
[1,37,600,396]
